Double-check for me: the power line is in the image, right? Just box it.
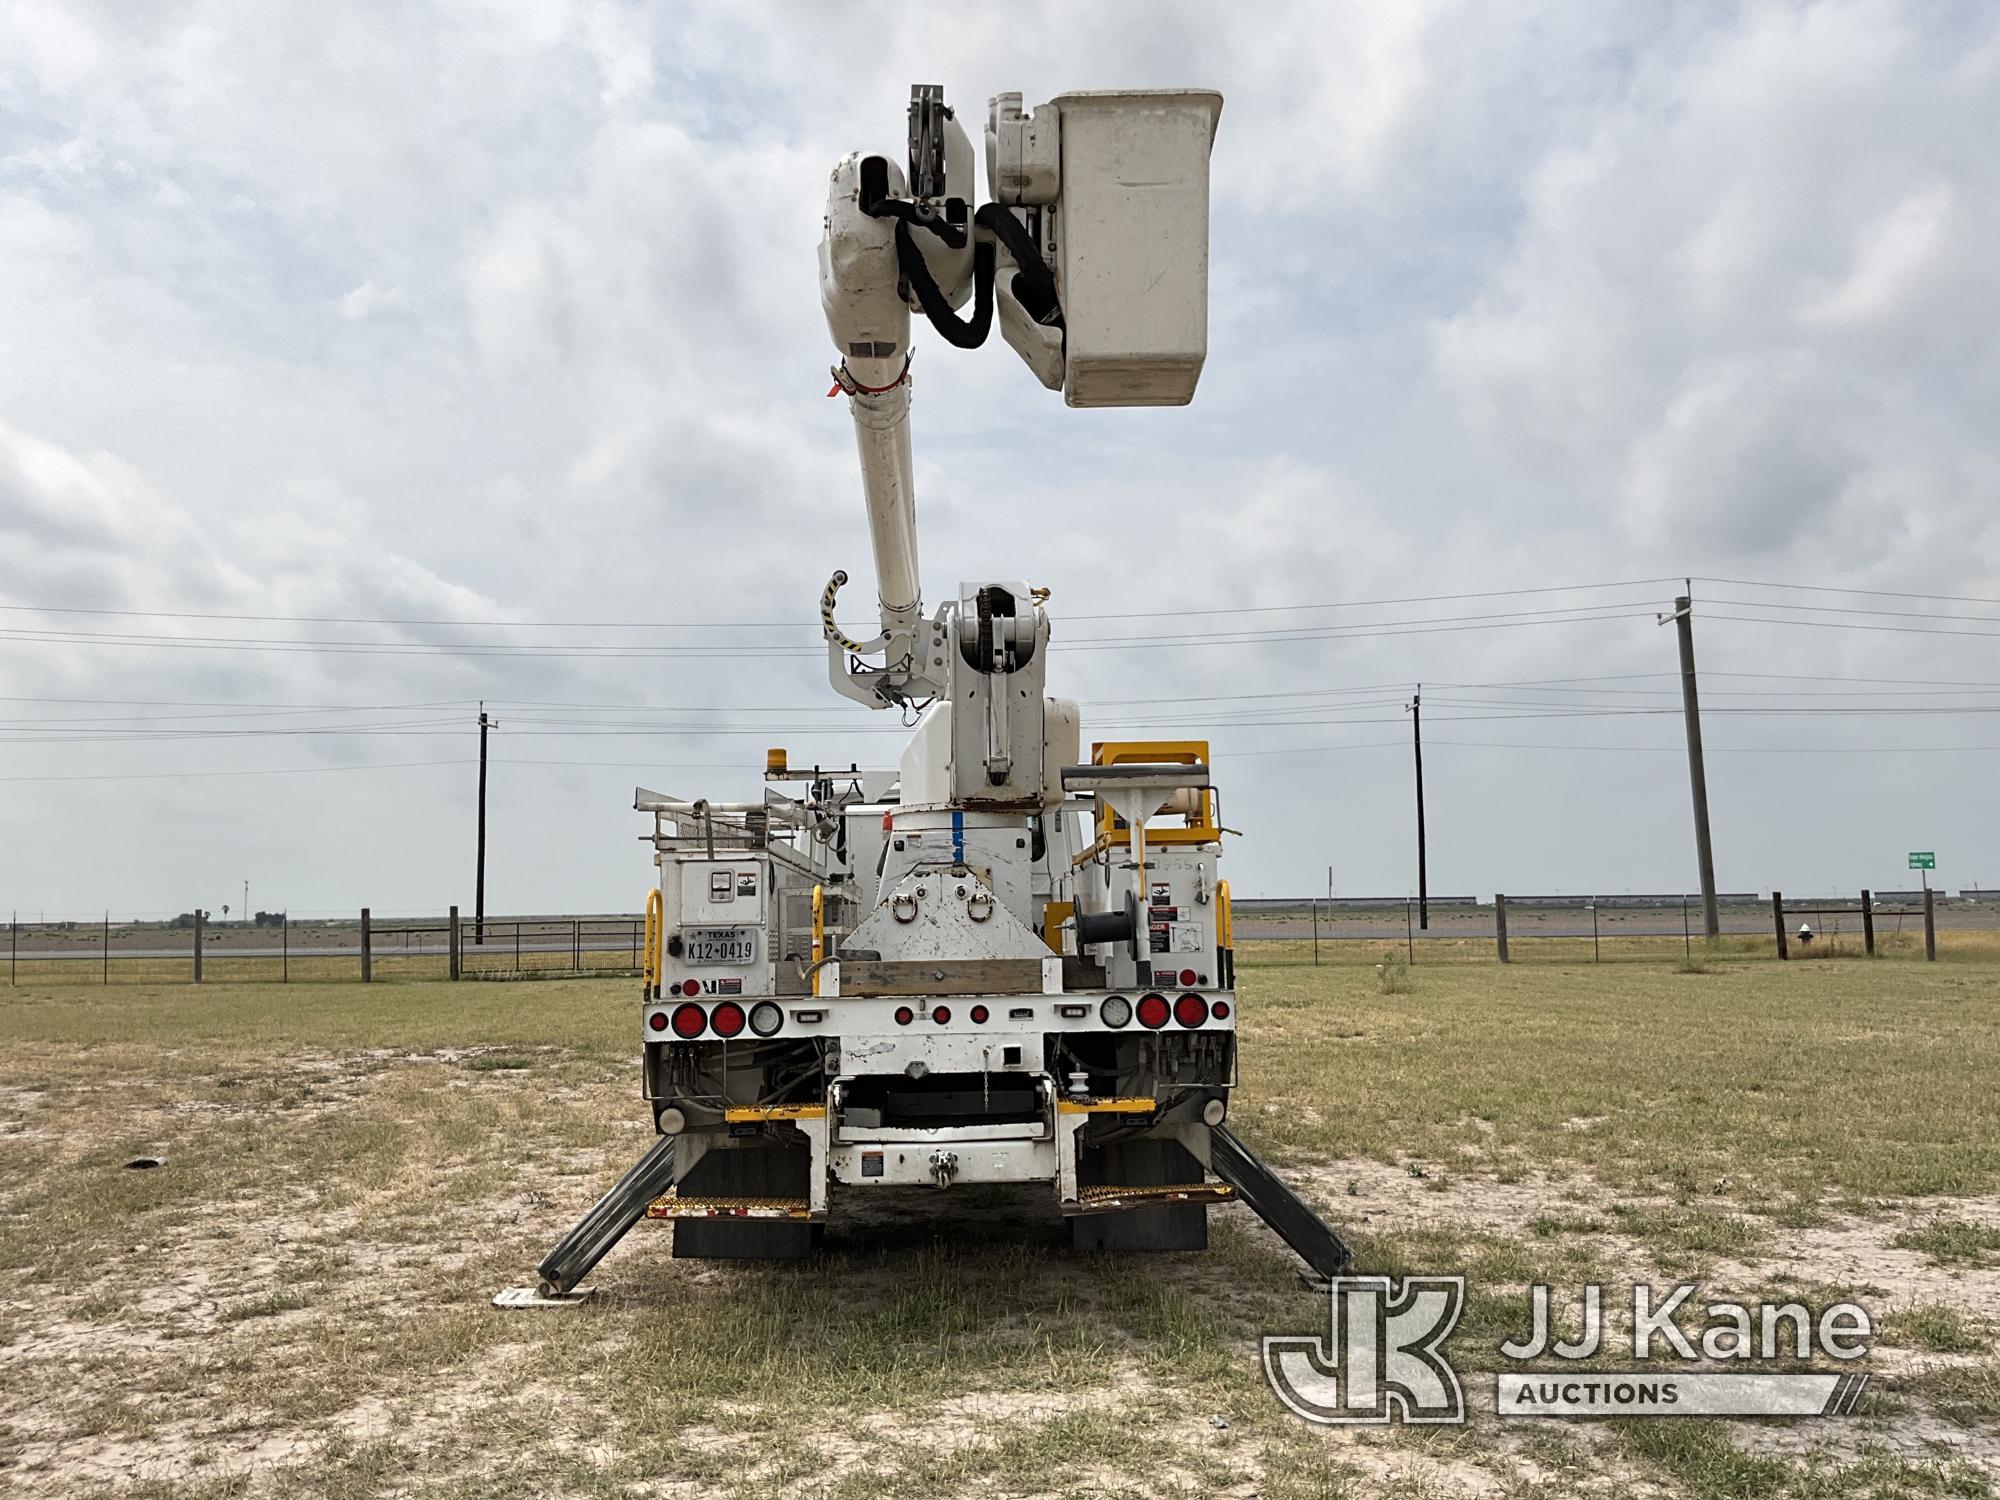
[1702,612,2000,640]
[1703,596,2000,625]
[0,758,475,784]
[0,604,1671,659]
[0,577,1683,631]
[1695,576,2000,609]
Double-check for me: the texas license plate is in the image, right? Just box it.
[683,927,756,965]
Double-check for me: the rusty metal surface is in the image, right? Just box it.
[1074,1182,1236,1209]
[645,1192,813,1220]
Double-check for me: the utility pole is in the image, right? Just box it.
[1663,587,1719,939]
[1408,685,1429,930]
[476,705,493,944]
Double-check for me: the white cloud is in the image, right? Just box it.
[339,278,404,321]
[1,1,1997,913]
[1797,182,1954,328]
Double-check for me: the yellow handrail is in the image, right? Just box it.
[811,883,826,998]
[643,888,664,996]
[1217,878,1233,950]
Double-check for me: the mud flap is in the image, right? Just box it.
[672,1145,820,1260]
[1069,1138,1208,1253]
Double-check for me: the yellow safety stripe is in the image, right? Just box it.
[723,1104,828,1122]
[1057,1097,1158,1115]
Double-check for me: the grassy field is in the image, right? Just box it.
[2,954,1998,1496]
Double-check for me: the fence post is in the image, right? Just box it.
[1924,887,1936,961]
[1311,899,1319,966]
[360,907,373,983]
[1591,899,1600,963]
[9,912,15,986]
[1405,896,1415,965]
[450,905,461,980]
[283,913,289,983]
[103,912,110,986]
[1682,894,1691,958]
[573,918,581,973]
[1861,889,1875,957]
[1495,894,1510,964]
[193,908,204,982]
[1772,891,1788,960]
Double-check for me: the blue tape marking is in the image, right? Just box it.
[952,811,965,865]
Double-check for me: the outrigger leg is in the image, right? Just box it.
[532,1135,678,1297]
[1210,1125,1354,1284]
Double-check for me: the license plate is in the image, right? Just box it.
[683,927,756,965]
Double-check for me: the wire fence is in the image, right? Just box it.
[1237,890,1992,966]
[2,910,647,987]
[5,891,1992,988]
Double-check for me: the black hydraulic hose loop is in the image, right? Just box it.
[896,221,994,350]
[861,187,968,250]
[973,203,1063,326]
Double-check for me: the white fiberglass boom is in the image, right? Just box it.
[817,85,1221,709]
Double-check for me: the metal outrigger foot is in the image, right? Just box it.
[526,1135,678,1298]
[1209,1125,1354,1284]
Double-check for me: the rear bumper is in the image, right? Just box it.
[659,1088,1225,1218]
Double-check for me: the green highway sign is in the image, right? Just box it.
[1909,851,1936,870]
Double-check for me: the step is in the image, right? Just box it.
[1074,1181,1237,1211]
[645,1191,813,1221]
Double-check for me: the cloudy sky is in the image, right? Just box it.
[3,1,1997,920]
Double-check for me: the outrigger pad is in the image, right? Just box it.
[1070,1139,1209,1253]
[493,1285,597,1309]
[672,1144,818,1260]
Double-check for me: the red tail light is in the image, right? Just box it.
[1210,1000,1231,1020]
[680,979,701,997]
[670,1002,705,1038]
[933,1006,952,1025]
[1136,993,1170,1029]
[1180,968,1198,987]
[1174,993,1207,1028]
[710,1000,746,1038]
[647,1011,668,1032]
[894,1005,914,1026]
[969,1004,989,1024]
